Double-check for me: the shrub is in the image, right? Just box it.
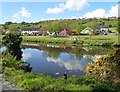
[2,55,24,69]
[2,55,32,72]
[2,33,23,60]
[85,49,120,84]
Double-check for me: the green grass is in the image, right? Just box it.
[4,67,120,91]
[110,28,117,32]
[1,35,119,46]
[22,35,119,46]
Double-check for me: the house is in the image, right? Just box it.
[59,26,72,36]
[20,27,46,36]
[100,26,109,32]
[108,16,117,19]
[96,26,109,35]
[48,32,59,36]
[80,27,94,35]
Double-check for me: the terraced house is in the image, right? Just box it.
[20,27,46,36]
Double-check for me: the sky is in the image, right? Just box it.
[1,0,120,24]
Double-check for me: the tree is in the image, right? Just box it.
[8,24,18,33]
[2,33,23,60]
[117,18,120,43]
[5,21,12,25]
[76,23,84,35]
[85,21,99,32]
[117,18,120,34]
[21,21,26,25]
[49,21,62,32]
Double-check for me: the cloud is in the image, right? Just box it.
[12,7,31,22]
[65,0,88,10]
[12,19,17,23]
[46,0,88,14]
[106,4,119,17]
[82,4,119,18]
[71,16,78,19]
[46,57,84,71]
[46,4,65,14]
[40,18,56,21]
[13,7,31,19]
[84,8,106,18]
[22,52,32,61]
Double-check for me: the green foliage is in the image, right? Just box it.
[50,21,62,32]
[71,22,84,34]
[86,49,120,84]
[84,21,99,32]
[2,18,117,33]
[22,35,118,47]
[2,54,120,92]
[117,18,120,33]
[101,42,114,46]
[3,67,120,91]
[1,47,119,91]
[5,21,13,25]
[2,54,32,72]
[2,33,22,60]
[2,55,24,69]
[7,24,19,33]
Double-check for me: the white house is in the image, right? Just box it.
[20,27,44,36]
[80,27,94,35]
[100,26,109,32]
[96,26,109,35]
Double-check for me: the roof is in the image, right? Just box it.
[97,25,109,29]
[81,27,94,34]
[21,27,41,31]
[61,26,72,30]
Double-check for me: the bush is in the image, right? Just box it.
[85,49,120,84]
[2,33,23,60]
[2,55,24,69]
[2,55,32,72]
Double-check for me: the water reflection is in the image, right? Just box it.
[22,52,32,61]
[21,44,115,77]
[47,57,84,71]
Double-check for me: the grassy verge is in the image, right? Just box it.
[22,35,119,47]
[4,67,120,91]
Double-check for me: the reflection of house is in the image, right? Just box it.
[59,26,72,36]
[20,27,47,36]
[80,27,94,35]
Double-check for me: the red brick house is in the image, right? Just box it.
[59,26,72,36]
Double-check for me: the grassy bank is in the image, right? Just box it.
[22,35,119,47]
[4,67,120,91]
[2,55,120,91]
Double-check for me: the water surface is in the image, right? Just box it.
[21,44,114,78]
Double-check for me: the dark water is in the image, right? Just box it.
[21,44,114,78]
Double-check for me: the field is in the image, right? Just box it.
[22,35,119,46]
